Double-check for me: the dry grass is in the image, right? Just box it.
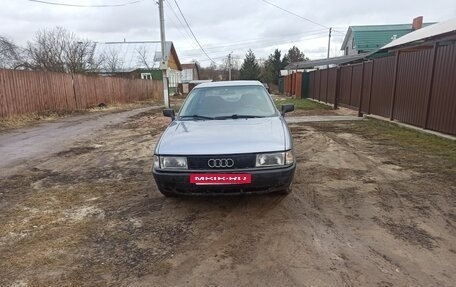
[0,99,161,132]
[352,119,456,165]
[86,99,159,113]
[0,111,73,131]
[310,118,456,177]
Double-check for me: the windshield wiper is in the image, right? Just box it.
[215,114,265,120]
[179,114,215,120]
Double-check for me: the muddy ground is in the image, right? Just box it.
[0,104,455,287]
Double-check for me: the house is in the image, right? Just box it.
[181,62,200,83]
[341,17,434,55]
[381,17,456,52]
[93,41,182,94]
[178,62,203,94]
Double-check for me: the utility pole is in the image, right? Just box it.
[227,52,232,81]
[326,27,332,69]
[327,27,332,59]
[158,0,169,108]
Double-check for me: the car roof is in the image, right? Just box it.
[193,80,263,89]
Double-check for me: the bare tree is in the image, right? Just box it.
[24,27,100,73]
[0,36,21,69]
[65,39,102,73]
[135,46,154,71]
[101,48,124,73]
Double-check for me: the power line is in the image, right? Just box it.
[180,30,331,59]
[27,0,145,7]
[201,29,328,49]
[164,12,196,49]
[261,0,345,34]
[171,0,216,64]
[181,32,333,57]
[164,0,198,49]
[183,38,334,62]
[182,31,329,53]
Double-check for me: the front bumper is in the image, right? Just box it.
[153,163,296,195]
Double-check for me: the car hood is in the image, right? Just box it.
[156,117,290,155]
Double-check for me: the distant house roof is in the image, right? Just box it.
[181,62,200,81]
[181,63,197,69]
[94,41,181,73]
[285,53,370,70]
[341,23,435,52]
[181,62,200,74]
[381,18,456,50]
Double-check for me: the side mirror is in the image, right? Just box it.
[281,104,295,116]
[163,108,175,120]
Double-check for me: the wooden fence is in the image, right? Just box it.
[283,42,456,135]
[0,69,163,117]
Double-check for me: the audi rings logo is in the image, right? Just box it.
[208,158,234,168]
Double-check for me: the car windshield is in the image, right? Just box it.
[178,85,277,119]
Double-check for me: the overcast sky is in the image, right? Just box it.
[1,0,455,66]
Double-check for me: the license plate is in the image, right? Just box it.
[190,173,251,185]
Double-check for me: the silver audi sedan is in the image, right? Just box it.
[152,80,295,196]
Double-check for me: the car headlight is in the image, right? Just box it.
[256,151,294,167]
[155,156,188,170]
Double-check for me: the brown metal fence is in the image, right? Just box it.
[319,69,328,103]
[308,72,315,99]
[360,61,373,113]
[338,66,353,108]
[284,72,301,98]
[326,68,338,105]
[427,44,456,135]
[393,49,433,127]
[302,42,456,135]
[369,56,396,118]
[315,70,321,101]
[0,69,163,117]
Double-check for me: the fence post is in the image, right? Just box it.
[0,70,5,117]
[423,43,438,129]
[389,51,400,120]
[325,68,329,103]
[348,65,354,106]
[334,67,341,109]
[71,74,78,110]
[367,60,375,114]
[314,70,318,100]
[358,61,365,117]
[291,73,294,97]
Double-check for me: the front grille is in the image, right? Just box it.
[187,154,256,170]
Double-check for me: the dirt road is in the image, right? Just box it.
[0,106,160,171]
[1,106,455,287]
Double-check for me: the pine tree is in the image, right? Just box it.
[239,49,260,80]
[260,49,289,84]
[283,46,308,65]
[271,49,283,78]
[260,59,275,84]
